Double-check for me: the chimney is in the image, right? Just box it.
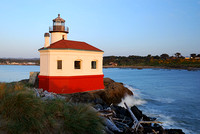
[44,33,50,47]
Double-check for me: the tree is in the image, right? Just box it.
[190,53,196,58]
[160,54,169,60]
[153,55,160,59]
[175,52,181,58]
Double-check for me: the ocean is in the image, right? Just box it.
[0,65,200,134]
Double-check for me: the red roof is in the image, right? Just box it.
[39,40,103,52]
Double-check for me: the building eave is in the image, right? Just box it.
[38,48,104,53]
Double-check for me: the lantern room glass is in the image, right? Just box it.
[53,21,65,26]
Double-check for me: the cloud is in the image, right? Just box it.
[198,1,200,5]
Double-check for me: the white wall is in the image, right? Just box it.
[51,32,67,44]
[40,52,49,76]
[44,36,50,47]
[39,49,103,76]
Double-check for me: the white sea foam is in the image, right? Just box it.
[159,114,194,134]
[158,114,176,128]
[142,108,176,128]
[155,97,175,104]
[118,94,146,107]
[118,84,146,107]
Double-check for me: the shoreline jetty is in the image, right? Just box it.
[25,73,185,134]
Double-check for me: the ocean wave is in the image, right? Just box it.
[144,97,175,104]
[158,114,194,134]
[118,84,146,107]
[118,94,146,107]
[124,84,142,97]
[142,108,195,134]
[155,97,175,104]
[142,108,176,128]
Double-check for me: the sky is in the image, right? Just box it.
[0,0,200,58]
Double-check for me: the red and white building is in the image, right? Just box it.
[38,14,104,94]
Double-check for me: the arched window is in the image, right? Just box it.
[62,35,65,40]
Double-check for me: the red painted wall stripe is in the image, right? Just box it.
[38,74,104,94]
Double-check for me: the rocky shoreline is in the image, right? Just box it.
[103,65,200,71]
[21,75,185,134]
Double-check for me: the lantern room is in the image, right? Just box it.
[49,14,69,33]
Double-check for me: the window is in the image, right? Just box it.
[74,61,81,69]
[62,35,65,40]
[91,61,97,69]
[57,60,62,69]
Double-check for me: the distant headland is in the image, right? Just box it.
[1,53,200,70]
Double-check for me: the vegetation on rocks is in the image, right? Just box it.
[0,83,104,134]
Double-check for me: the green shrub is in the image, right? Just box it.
[63,103,104,134]
[0,83,104,134]
[45,100,104,134]
[0,86,46,134]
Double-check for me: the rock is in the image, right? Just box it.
[94,78,133,105]
[104,78,114,84]
[113,121,129,132]
[33,90,66,101]
[34,88,40,97]
[150,123,165,134]
[104,126,115,134]
[104,118,122,133]
[28,72,39,87]
[111,105,129,117]
[93,98,104,105]
[64,92,96,103]
[93,104,104,111]
[165,129,185,134]
[41,90,55,100]
[131,106,150,121]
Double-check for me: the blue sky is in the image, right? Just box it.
[0,0,199,58]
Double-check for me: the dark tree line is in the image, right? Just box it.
[103,53,200,68]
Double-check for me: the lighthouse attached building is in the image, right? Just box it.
[38,14,104,94]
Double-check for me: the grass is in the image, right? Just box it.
[63,103,104,134]
[0,83,104,134]
[0,83,46,134]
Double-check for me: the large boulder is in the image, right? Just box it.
[94,78,133,105]
[62,78,133,105]
[28,72,39,88]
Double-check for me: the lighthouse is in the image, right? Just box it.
[38,14,104,94]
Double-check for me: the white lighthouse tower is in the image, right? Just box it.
[38,14,104,94]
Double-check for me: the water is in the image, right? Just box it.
[0,65,40,82]
[0,65,200,133]
[103,68,200,134]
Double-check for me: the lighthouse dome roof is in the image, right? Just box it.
[53,14,65,22]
